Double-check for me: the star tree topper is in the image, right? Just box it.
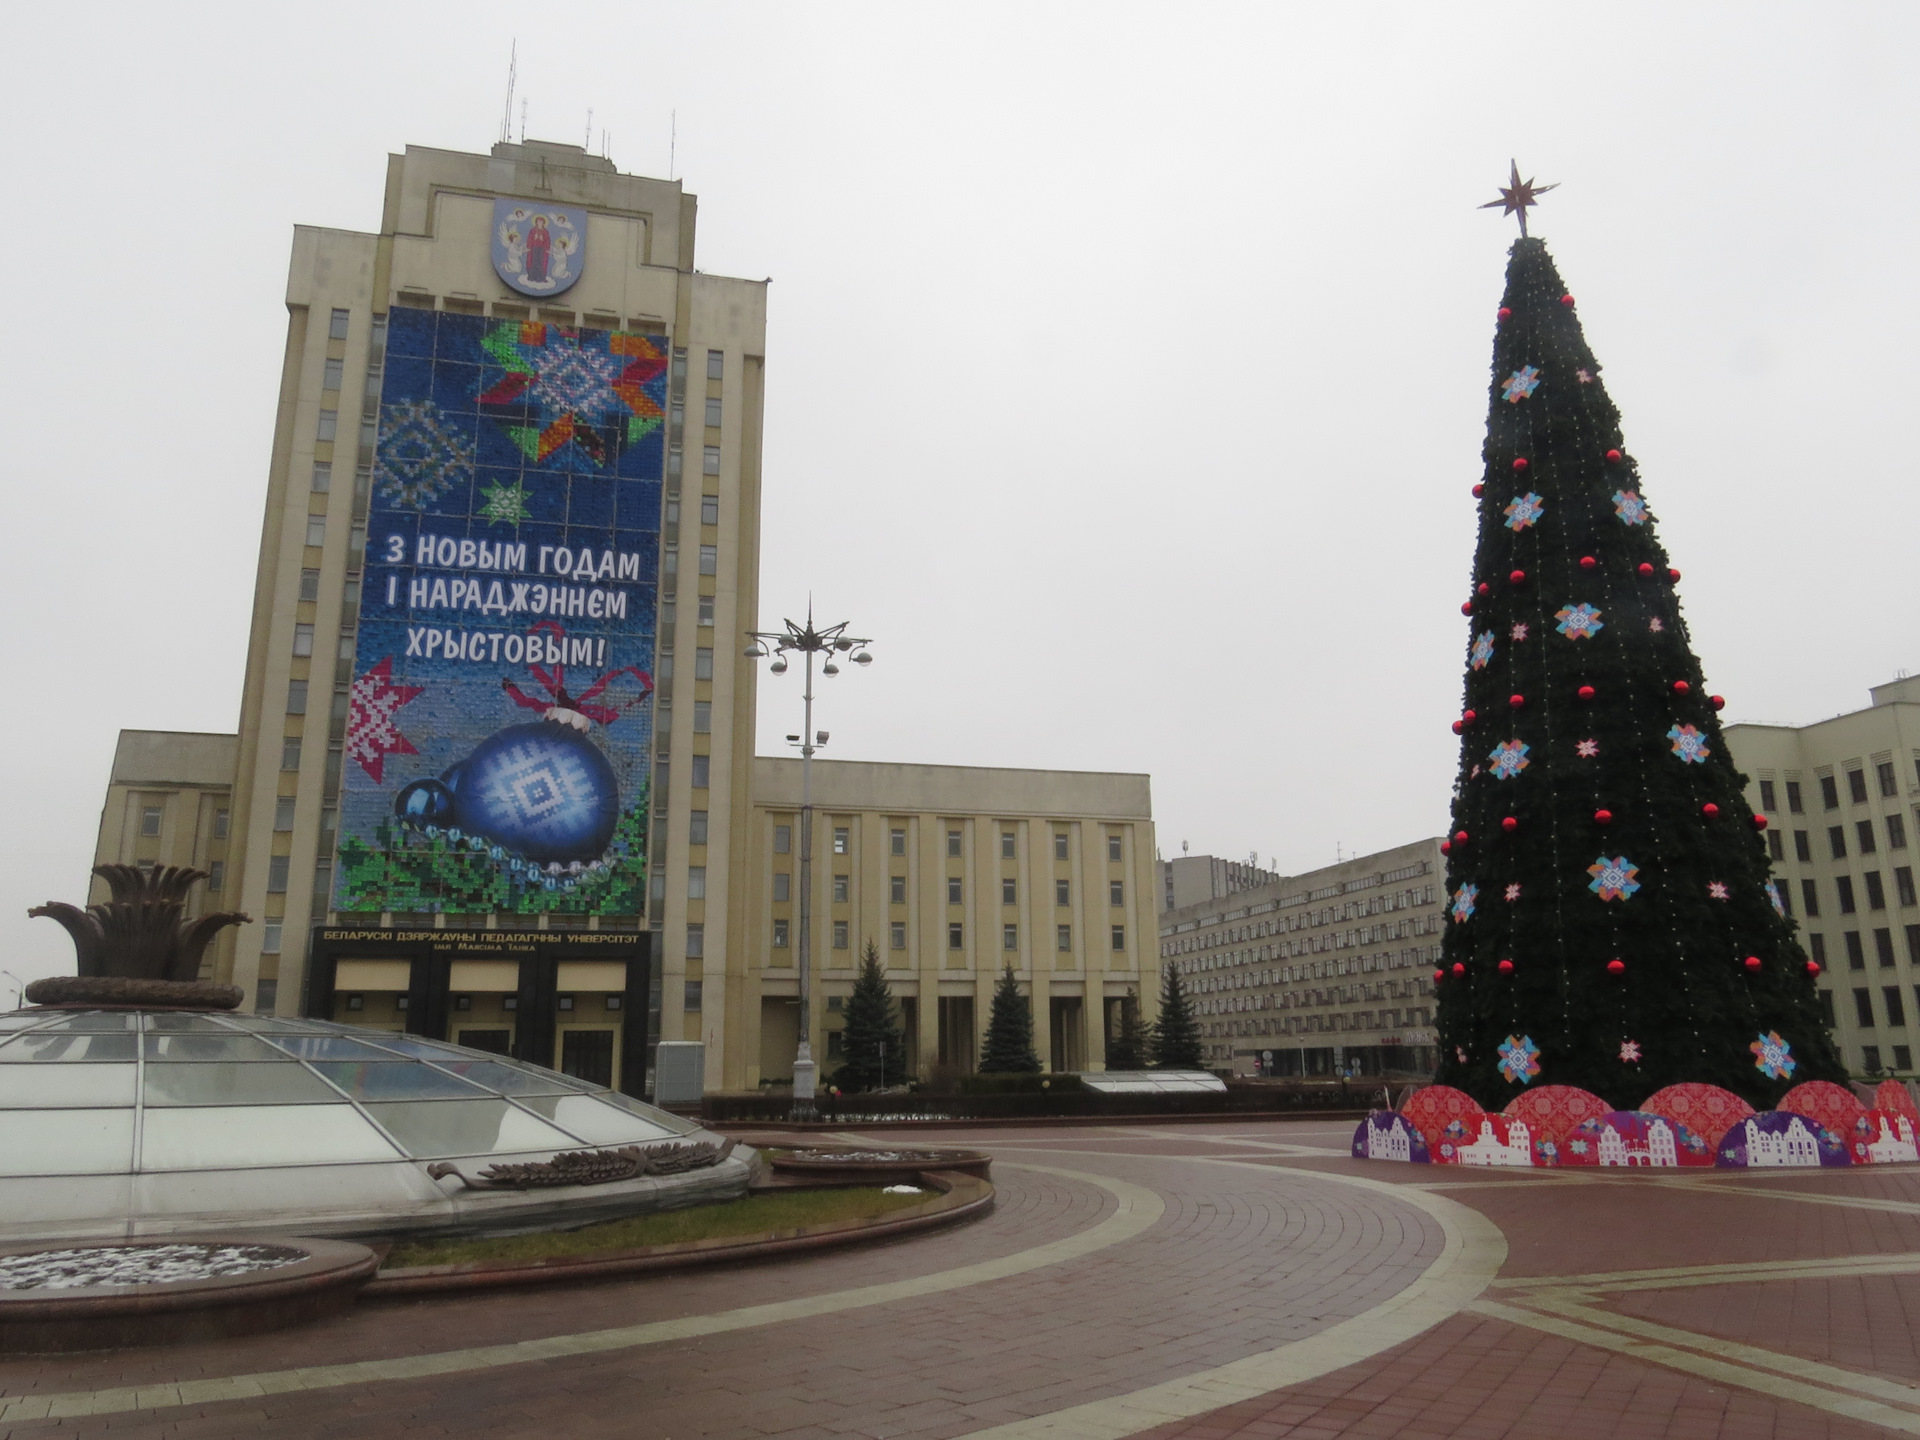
[1479,160,1558,238]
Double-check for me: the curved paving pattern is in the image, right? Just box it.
[5,1117,1920,1439]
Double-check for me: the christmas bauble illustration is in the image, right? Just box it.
[396,714,620,864]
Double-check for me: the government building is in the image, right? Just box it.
[85,138,1157,1099]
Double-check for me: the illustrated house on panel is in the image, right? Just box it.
[1457,1117,1531,1167]
[1746,1116,1822,1167]
[1597,1116,1678,1168]
[1865,1114,1919,1164]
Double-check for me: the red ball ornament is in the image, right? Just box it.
[1668,567,1681,582]
[1607,959,1626,975]
[1702,802,1720,818]
[1439,840,1451,854]
[1502,816,1518,832]
[1497,307,1512,320]
[1638,562,1656,577]
[1463,709,1477,724]
[1509,568,1527,585]
[1451,720,1464,735]
[1578,684,1596,701]
[1744,956,1762,973]
[1509,693,1525,709]
[1498,958,1515,974]
[1605,448,1622,464]
[1594,809,1613,825]
[1673,680,1691,695]
[1451,963,1466,977]
[1753,814,1769,831]
[1579,555,1597,569]
[1455,830,1469,844]
[1806,960,1823,977]
[1512,457,1529,472]
[1433,969,1446,982]
[1472,483,1484,497]
[1477,582,1491,596]
[1560,294,1576,307]
[1461,601,1474,616]
[1710,694,1726,711]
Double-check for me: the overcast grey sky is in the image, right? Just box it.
[2,3,1915,988]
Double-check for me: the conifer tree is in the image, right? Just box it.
[1435,233,1843,1109]
[1152,962,1204,1070]
[979,963,1041,1073]
[835,940,904,1092]
[1105,987,1151,1070]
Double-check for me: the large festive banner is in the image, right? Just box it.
[334,309,664,917]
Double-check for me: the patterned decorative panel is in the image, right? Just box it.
[1641,1083,1755,1152]
[1501,1084,1610,1165]
[1778,1081,1865,1141]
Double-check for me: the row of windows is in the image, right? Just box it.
[1787,867,1917,917]
[140,803,230,840]
[1769,816,1912,862]
[1163,886,1438,956]
[769,824,1128,861]
[768,873,1126,908]
[771,920,1126,953]
[1849,982,1920,1028]
[1759,760,1915,814]
[1809,924,1920,971]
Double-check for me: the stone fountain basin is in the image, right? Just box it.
[0,1234,379,1353]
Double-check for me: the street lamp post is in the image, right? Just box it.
[745,606,873,1121]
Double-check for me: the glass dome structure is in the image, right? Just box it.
[0,1009,744,1243]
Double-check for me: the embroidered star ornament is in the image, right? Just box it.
[1496,1034,1543,1084]
[1575,738,1600,758]
[1502,366,1542,403]
[345,656,425,782]
[1751,1031,1797,1081]
[1479,160,1558,237]
[1619,1040,1642,1063]
[1504,883,1522,902]
[1707,881,1730,901]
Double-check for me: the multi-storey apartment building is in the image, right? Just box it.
[85,731,238,935]
[1157,853,1282,913]
[1158,838,1445,1077]
[1726,675,1920,1077]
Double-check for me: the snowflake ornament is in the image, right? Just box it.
[1504,492,1545,531]
[1766,880,1787,916]
[1502,366,1543,403]
[478,478,533,526]
[1708,881,1730,900]
[1451,884,1480,923]
[1575,738,1600,758]
[1668,724,1711,764]
[1510,622,1530,642]
[1588,855,1642,902]
[1649,617,1665,633]
[1619,1039,1642,1063]
[1497,1034,1542,1085]
[345,656,425,782]
[1555,602,1605,640]
[1471,631,1496,671]
[375,398,476,509]
[1575,368,1595,384]
[1612,490,1649,526]
[1455,1047,1469,1064]
[1505,883,1522,902]
[1751,1030,1797,1081]
[1488,739,1531,780]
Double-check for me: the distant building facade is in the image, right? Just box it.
[1725,676,1920,1078]
[1158,854,1282,913]
[1157,837,1444,1078]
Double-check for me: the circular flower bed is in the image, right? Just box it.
[0,1242,306,1291]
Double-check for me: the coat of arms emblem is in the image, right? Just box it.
[492,200,585,297]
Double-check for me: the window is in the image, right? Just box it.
[834,827,849,855]
[298,568,322,604]
[1779,883,1794,916]
[1830,826,1848,860]
[699,496,718,527]
[328,307,350,340]
[1057,924,1073,952]
[136,804,163,837]
[667,445,682,479]
[1878,928,1897,967]
[687,866,705,900]
[1913,927,1920,965]
[1864,1045,1884,1072]
[1838,876,1858,913]
[1795,830,1813,862]
[1850,769,1870,804]
[1111,925,1126,952]
[1107,834,1123,863]
[266,856,290,893]
[1821,775,1840,810]
[274,797,296,832]
[703,446,721,476]
[1899,867,1917,907]
[312,464,334,496]
[833,874,849,903]
[697,545,717,577]
[1847,931,1866,969]
[322,357,344,390]
[337,633,355,662]
[1891,814,1909,850]
[1811,933,1828,965]
[773,872,790,903]
[293,624,315,657]
[1053,832,1069,861]
[1003,924,1019,951]
[1001,831,1017,859]
[947,877,963,904]
[212,806,230,840]
[664,546,678,579]
[1056,879,1070,906]
[773,919,789,947]
[316,409,338,442]
[1898,1045,1914,1071]
[704,397,722,428]
[1878,760,1899,798]
[686,923,704,958]
[1867,871,1887,910]
[686,647,711,682]
[947,829,962,857]
[833,921,849,949]
[1860,820,1880,855]
[1109,880,1124,907]
[1856,989,1876,1026]
[1759,779,1777,812]
[1818,990,1836,1026]
[998,877,1015,906]
[774,824,791,854]
[891,828,906,856]
[287,679,310,716]
[948,923,963,950]
[261,922,283,955]
[689,810,708,845]
[208,860,225,892]
[684,981,703,1011]
[1786,780,1804,813]
[690,754,710,788]
[1767,831,1785,861]
[281,739,303,771]
[693,701,711,733]
[890,875,906,905]
[890,921,906,950]
[707,349,724,380]
[697,595,714,627]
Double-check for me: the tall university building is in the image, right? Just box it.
[89,138,1157,1097]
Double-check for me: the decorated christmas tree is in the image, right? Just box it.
[1435,172,1844,1109]
[834,941,904,1092]
[1152,963,1204,1070]
[980,963,1041,1074]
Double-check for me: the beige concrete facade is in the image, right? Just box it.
[1158,837,1445,1077]
[85,732,239,974]
[218,139,765,1060]
[1725,676,1920,1078]
[737,758,1157,1092]
[1157,854,1283,914]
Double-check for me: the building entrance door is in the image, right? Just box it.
[559,1026,618,1088]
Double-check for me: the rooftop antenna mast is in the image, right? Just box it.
[519,99,527,145]
[670,109,676,181]
[585,107,593,149]
[498,42,517,145]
